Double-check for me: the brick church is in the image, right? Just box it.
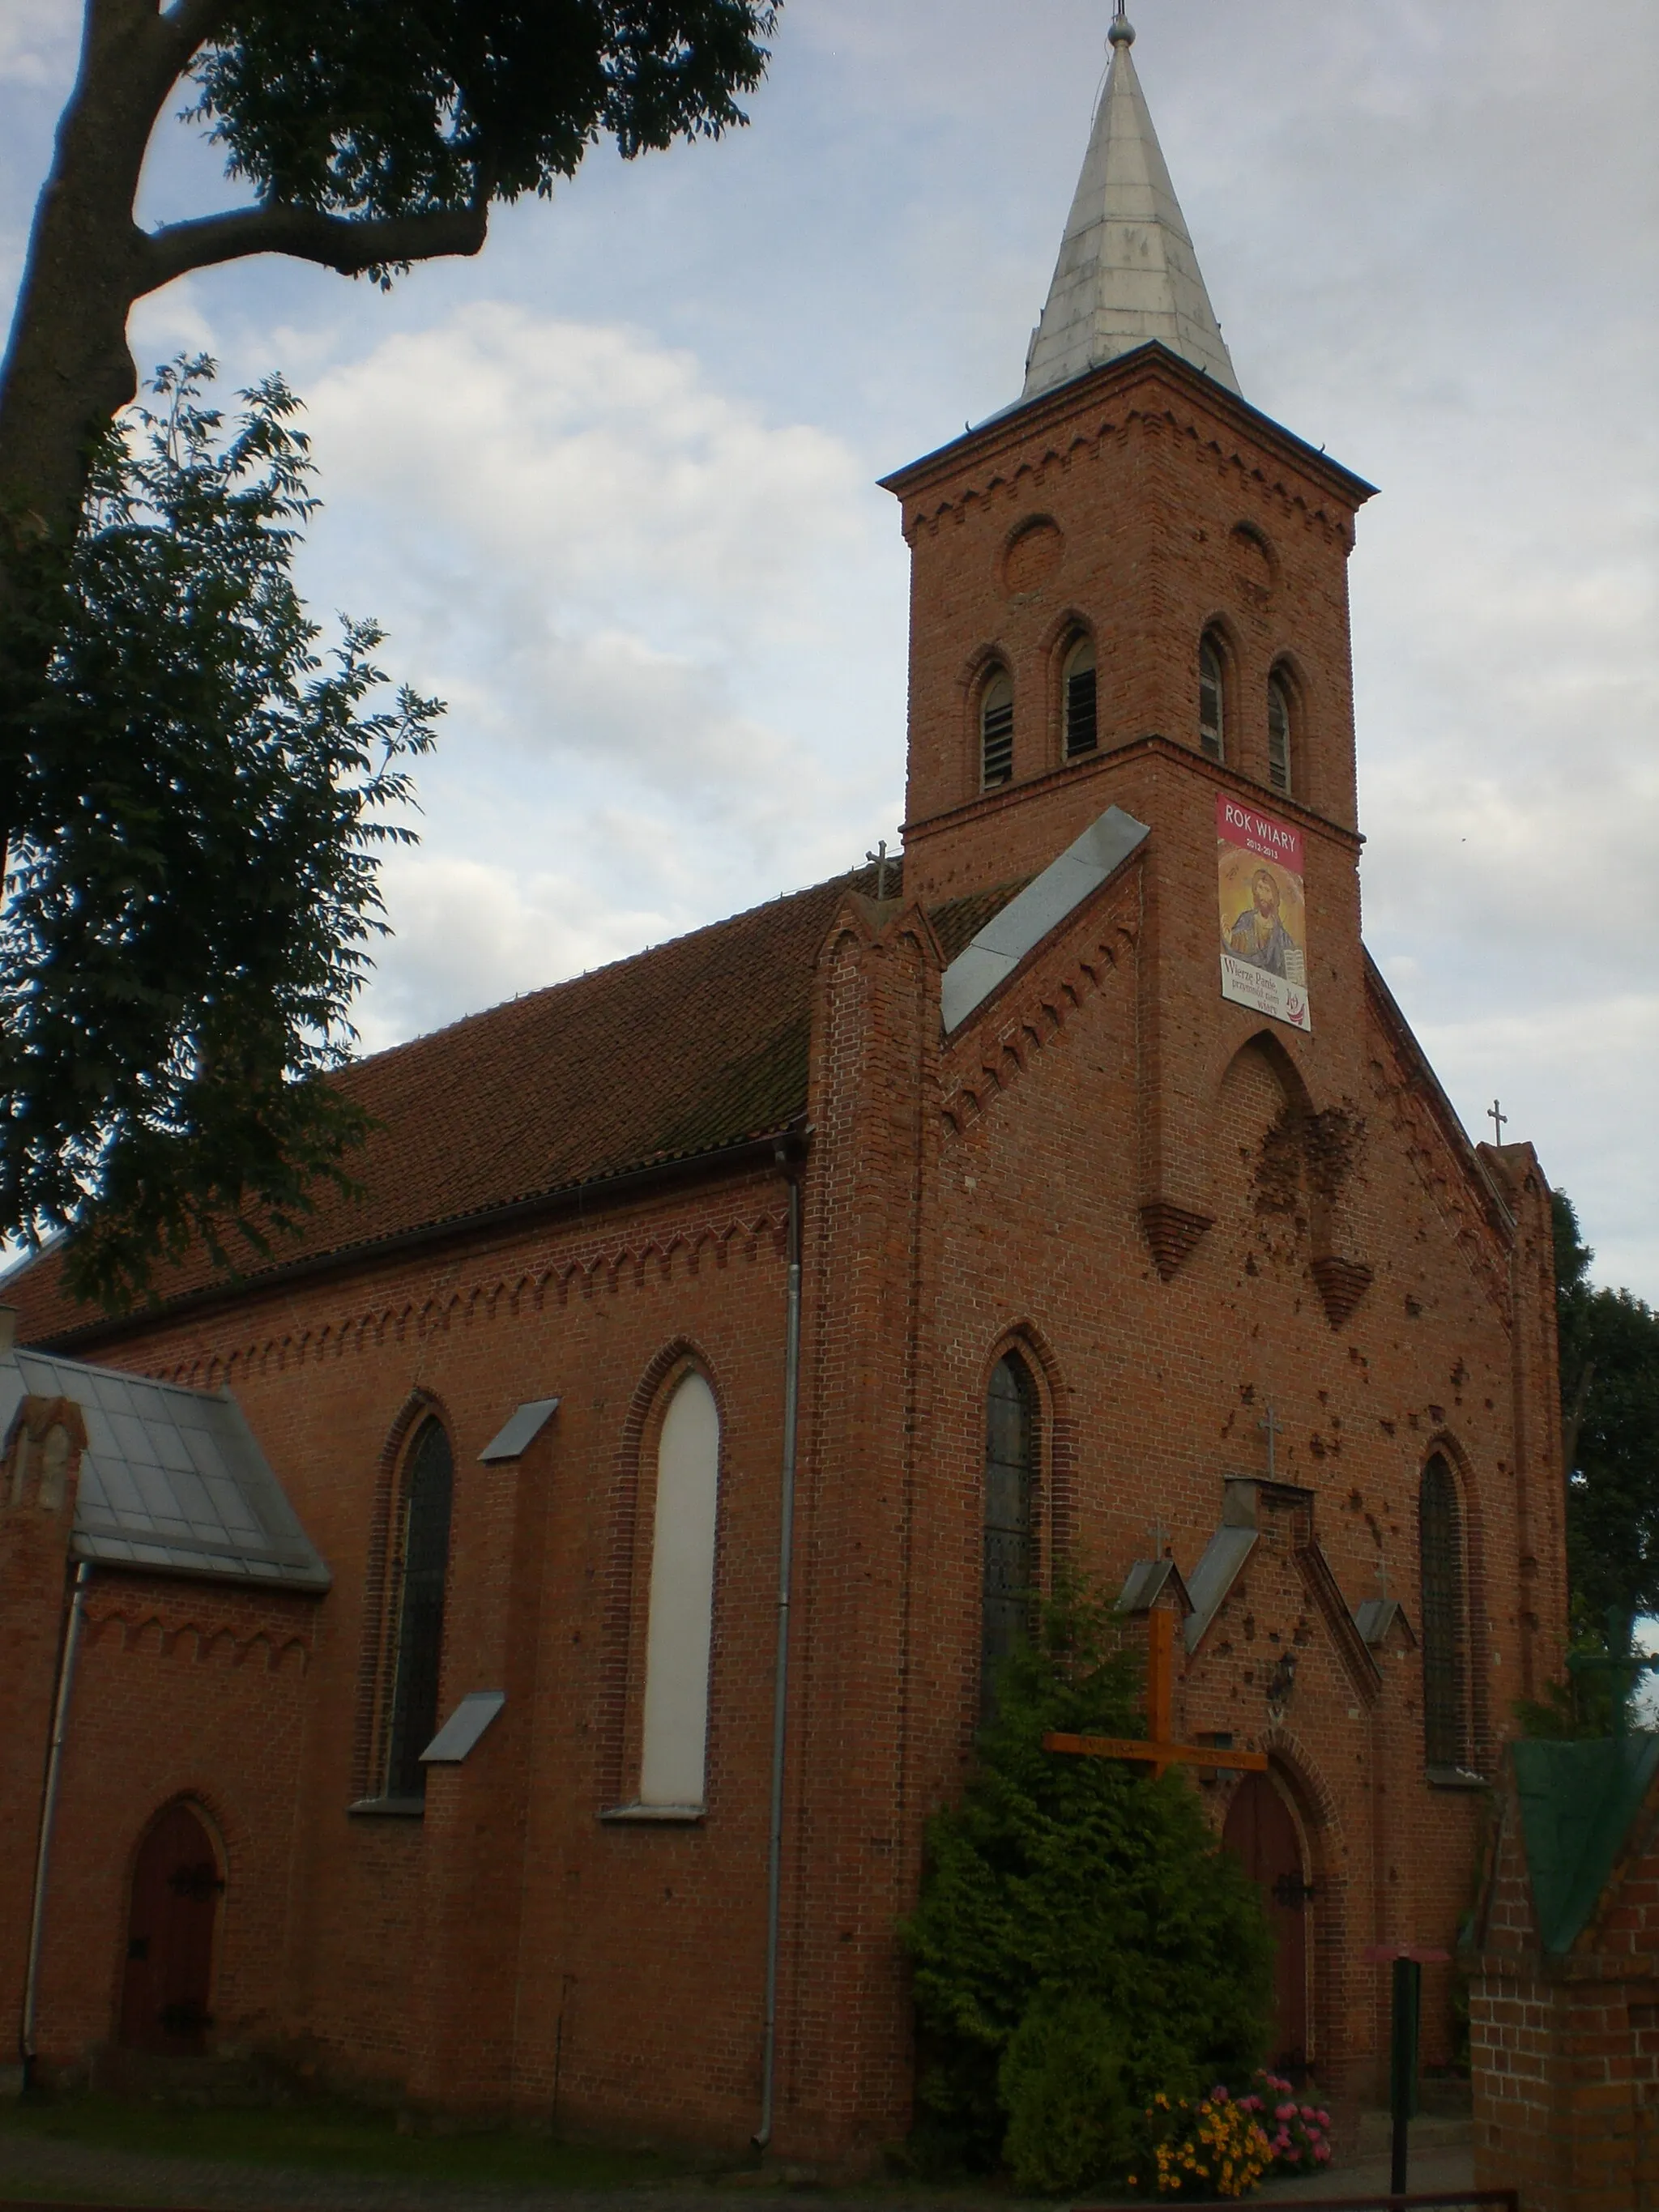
[2,13,1564,2162]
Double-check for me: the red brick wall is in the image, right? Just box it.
[1471,1764,1659,2211]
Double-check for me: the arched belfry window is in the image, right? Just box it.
[640,1369,721,1808]
[1199,633,1226,762]
[980,669,1014,789]
[1063,634,1098,759]
[982,1354,1037,1715]
[385,1419,454,1801]
[1419,1455,1467,1770]
[1267,670,1294,796]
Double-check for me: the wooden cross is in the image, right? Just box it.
[1486,1098,1508,1143]
[1044,1607,1269,1781]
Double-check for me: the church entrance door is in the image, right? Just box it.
[118,1802,223,2053]
[1223,1770,1309,2076]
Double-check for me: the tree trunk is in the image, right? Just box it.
[0,0,186,569]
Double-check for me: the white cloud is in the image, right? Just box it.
[0,0,75,87]
[285,306,906,1032]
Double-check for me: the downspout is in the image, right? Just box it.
[755,1152,804,2149]
[21,1558,91,2082]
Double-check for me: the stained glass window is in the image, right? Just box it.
[982,1355,1036,1716]
[1419,1455,1466,1769]
[385,1419,454,1800]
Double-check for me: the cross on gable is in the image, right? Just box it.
[1044,1606,1269,1781]
[1486,1098,1508,1143]
[1259,1402,1281,1480]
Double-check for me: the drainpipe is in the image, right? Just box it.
[21,1558,92,2082]
[755,1153,804,2150]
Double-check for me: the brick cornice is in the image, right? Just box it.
[902,731,1364,856]
[880,343,1375,540]
[127,1200,791,1395]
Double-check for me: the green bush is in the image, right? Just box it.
[903,1581,1273,2185]
[998,1992,1134,2193]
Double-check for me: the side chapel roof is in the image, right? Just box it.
[6,866,1023,1348]
[0,1331,330,1591]
[1021,11,1240,404]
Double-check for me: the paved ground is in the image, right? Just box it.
[0,2132,1477,2210]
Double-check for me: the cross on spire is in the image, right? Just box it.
[1486,1099,1508,1144]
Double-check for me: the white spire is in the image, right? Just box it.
[1021,10,1240,403]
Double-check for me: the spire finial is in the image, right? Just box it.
[1108,1,1135,48]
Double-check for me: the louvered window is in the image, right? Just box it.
[981,671,1014,788]
[1267,672,1293,795]
[982,1355,1036,1717]
[1064,636,1098,758]
[385,1419,454,1800]
[1419,1455,1467,1770]
[1199,633,1226,761]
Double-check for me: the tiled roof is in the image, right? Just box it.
[2,1343,330,1590]
[7,866,1029,1345]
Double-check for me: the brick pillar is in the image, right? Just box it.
[0,1336,88,2082]
[405,1417,555,2109]
[775,893,940,2163]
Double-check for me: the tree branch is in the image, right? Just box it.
[158,0,236,62]
[139,198,490,293]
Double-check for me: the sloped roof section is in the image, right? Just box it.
[940,804,1149,1032]
[7,865,1031,1347]
[1022,19,1239,404]
[1,1343,329,1590]
[1513,1736,1659,1954]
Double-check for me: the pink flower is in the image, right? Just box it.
[1211,2086,1229,2102]
[1276,2102,1297,2120]
[1314,2143,1333,2163]
[1316,2110,1330,2127]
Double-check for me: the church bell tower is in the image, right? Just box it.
[881,5,1379,1271]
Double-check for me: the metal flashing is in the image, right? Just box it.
[1183,1526,1257,1654]
[480,1397,561,1463]
[1354,1597,1416,1650]
[1118,1558,1192,1616]
[420,1690,506,1764]
[3,1345,329,1592]
[940,803,1149,1033]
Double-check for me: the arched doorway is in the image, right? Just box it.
[117,1803,223,2053]
[1224,1770,1311,2076]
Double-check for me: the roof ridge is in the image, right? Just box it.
[348,862,891,1076]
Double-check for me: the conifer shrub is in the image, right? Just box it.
[903,1582,1273,2189]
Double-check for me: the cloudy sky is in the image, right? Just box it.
[3,1,1657,1298]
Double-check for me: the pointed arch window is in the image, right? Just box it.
[982,1354,1037,1716]
[1419,1455,1468,1771]
[384,1418,454,1801]
[639,1369,721,1808]
[1199,633,1226,762]
[980,669,1015,789]
[1267,670,1294,796]
[1063,634,1098,758]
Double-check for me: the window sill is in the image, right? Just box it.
[598,1802,706,1826]
[1425,1766,1488,1792]
[348,1795,426,1819]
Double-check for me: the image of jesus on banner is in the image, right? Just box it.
[1216,794,1311,1031]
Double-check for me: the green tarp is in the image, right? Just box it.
[1512,1735,1659,1954]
